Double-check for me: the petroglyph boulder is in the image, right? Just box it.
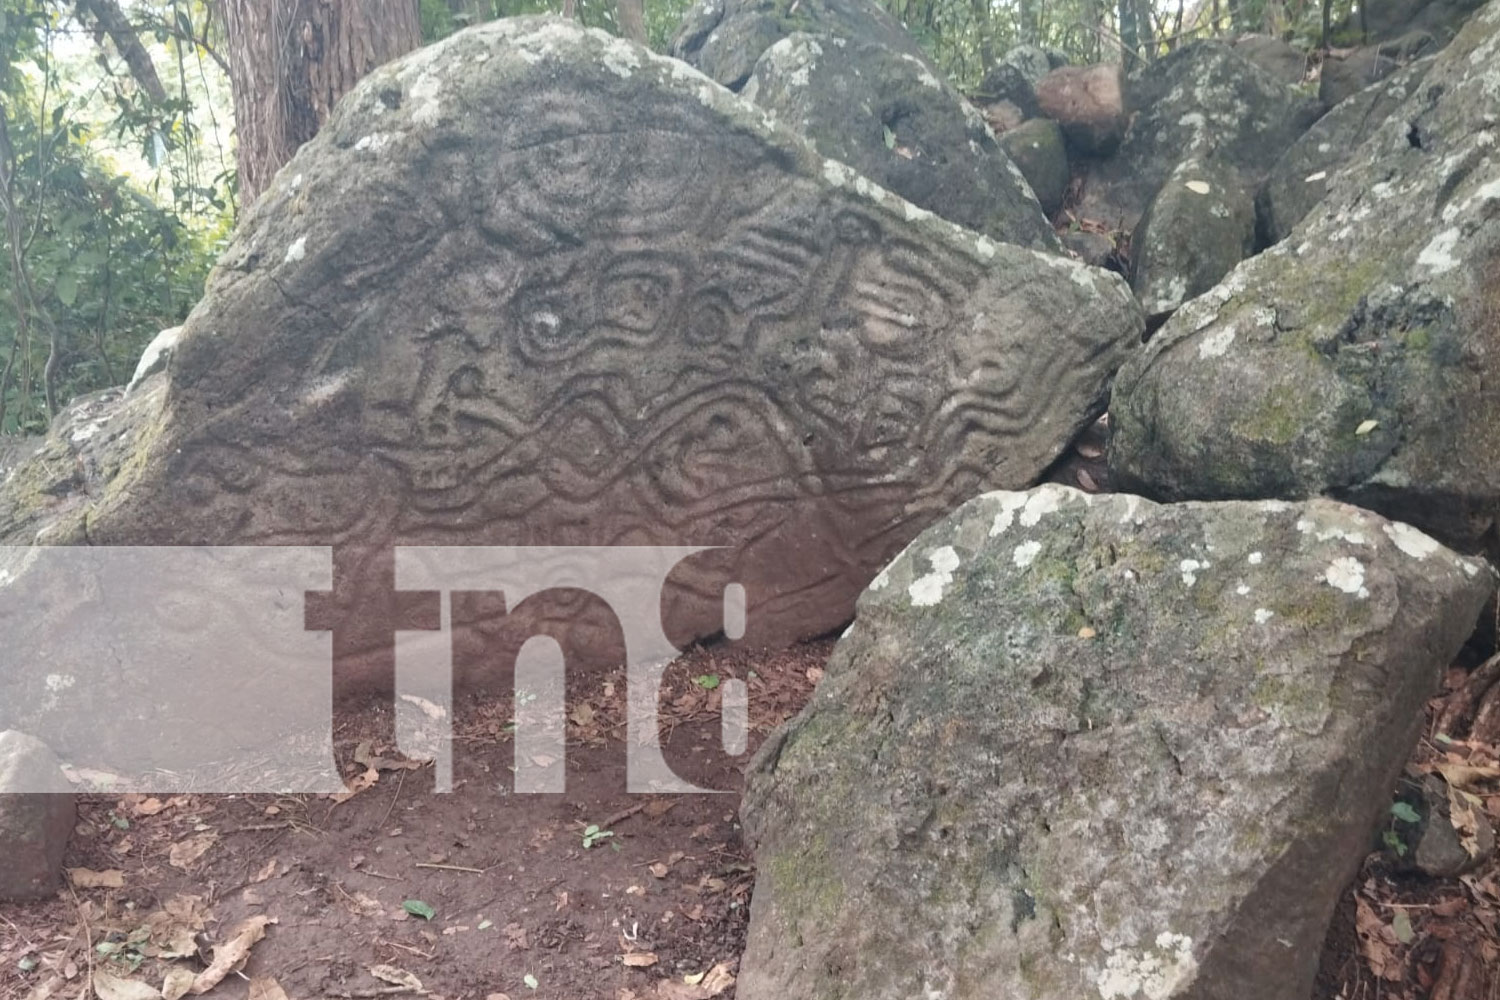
[0,20,1143,688]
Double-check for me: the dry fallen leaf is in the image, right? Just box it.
[253,859,279,884]
[654,962,736,999]
[133,797,167,817]
[369,965,424,991]
[1354,896,1404,981]
[247,977,291,1000]
[191,915,276,994]
[161,968,196,1000]
[91,971,161,1000]
[168,833,218,870]
[649,862,670,879]
[68,867,124,889]
[331,767,381,804]
[623,952,659,968]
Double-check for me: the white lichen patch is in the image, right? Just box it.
[1197,325,1236,359]
[900,52,943,90]
[1013,540,1042,568]
[869,566,892,591]
[45,673,75,692]
[1383,521,1442,560]
[1416,227,1463,275]
[909,545,962,606]
[986,491,1031,536]
[1324,557,1369,597]
[599,35,643,78]
[285,236,308,263]
[1305,170,1328,183]
[1019,485,1071,526]
[1247,552,1263,565]
[354,132,393,152]
[1236,583,1251,596]
[1097,932,1198,999]
[1254,608,1274,624]
[1179,558,1209,587]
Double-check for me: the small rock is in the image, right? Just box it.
[0,731,75,902]
[1406,774,1496,877]
[1319,31,1435,107]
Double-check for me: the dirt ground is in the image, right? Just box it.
[5,626,1500,1000]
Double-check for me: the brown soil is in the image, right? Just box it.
[5,619,1500,999]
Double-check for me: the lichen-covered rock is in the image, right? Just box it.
[1233,33,1310,84]
[671,0,929,90]
[1259,57,1433,245]
[1000,118,1069,216]
[742,33,1059,249]
[1319,31,1436,107]
[974,61,1041,134]
[0,731,74,902]
[1034,63,1125,157]
[1131,157,1256,322]
[1110,1,1500,554]
[1077,41,1322,232]
[1000,42,1054,85]
[740,486,1493,1000]
[0,19,1142,679]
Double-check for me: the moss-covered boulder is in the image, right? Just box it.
[740,485,1493,1000]
[1110,1,1500,554]
[999,118,1069,216]
[1130,157,1256,323]
[1258,56,1433,246]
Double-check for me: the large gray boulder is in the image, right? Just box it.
[1131,157,1256,322]
[1319,30,1436,107]
[0,20,1142,683]
[741,486,1494,1000]
[1110,1,1500,554]
[1330,0,1486,43]
[1258,56,1433,245]
[671,0,926,90]
[741,33,1060,249]
[0,731,74,901]
[1076,42,1322,232]
[1232,34,1310,84]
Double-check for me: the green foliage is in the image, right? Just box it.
[0,0,225,435]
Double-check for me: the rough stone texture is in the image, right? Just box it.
[1259,57,1433,246]
[1233,33,1310,83]
[1131,157,1256,322]
[1000,42,1054,85]
[1331,0,1487,43]
[1034,63,1126,157]
[0,731,74,902]
[1061,228,1120,269]
[1110,1,1500,555]
[671,0,930,90]
[742,33,1060,249]
[1000,118,1069,216]
[0,20,1143,684]
[1406,774,1495,877]
[740,486,1494,1000]
[1077,41,1323,232]
[1319,31,1437,107]
[974,62,1041,134]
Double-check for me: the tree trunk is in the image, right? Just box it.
[75,0,168,103]
[222,0,422,203]
[617,0,648,44]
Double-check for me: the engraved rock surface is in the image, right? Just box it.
[1110,2,1500,555]
[0,20,1143,682]
[740,486,1494,1000]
